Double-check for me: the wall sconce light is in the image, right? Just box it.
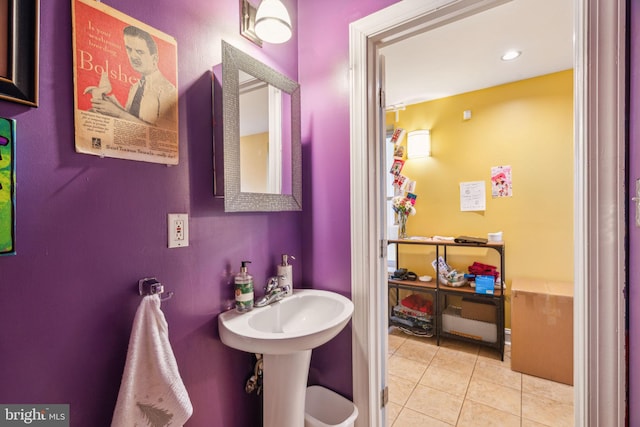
[407,130,431,158]
[241,0,292,46]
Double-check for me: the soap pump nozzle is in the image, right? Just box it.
[281,254,295,266]
[241,260,251,273]
[277,254,294,296]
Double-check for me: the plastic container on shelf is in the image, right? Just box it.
[305,385,358,427]
[438,273,467,287]
[488,231,503,242]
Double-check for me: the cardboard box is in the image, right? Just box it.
[442,306,497,343]
[511,278,573,385]
[461,298,496,323]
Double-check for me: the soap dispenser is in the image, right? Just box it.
[235,261,254,312]
[277,254,294,296]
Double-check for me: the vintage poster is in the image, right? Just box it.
[72,0,179,164]
[0,117,15,255]
[491,165,513,197]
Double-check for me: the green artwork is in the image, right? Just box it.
[0,117,15,255]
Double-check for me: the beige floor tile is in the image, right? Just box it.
[430,348,477,376]
[406,332,438,344]
[388,373,417,405]
[388,354,428,383]
[504,343,511,356]
[419,364,471,397]
[466,377,521,416]
[522,419,553,427]
[389,326,400,334]
[395,337,438,363]
[439,337,481,356]
[456,399,521,427]
[437,345,479,364]
[478,344,509,366]
[472,359,522,391]
[388,333,406,355]
[389,326,408,337]
[405,384,463,425]
[522,374,574,405]
[387,401,402,426]
[393,407,453,426]
[522,392,574,427]
[386,332,573,427]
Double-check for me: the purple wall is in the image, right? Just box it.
[0,1,302,426]
[630,1,640,424]
[2,0,634,425]
[298,0,400,398]
[0,0,408,425]
[3,0,636,425]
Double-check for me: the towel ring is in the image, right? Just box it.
[138,277,174,301]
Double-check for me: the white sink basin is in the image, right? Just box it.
[218,289,354,427]
[218,289,354,355]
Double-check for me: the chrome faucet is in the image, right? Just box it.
[254,276,291,307]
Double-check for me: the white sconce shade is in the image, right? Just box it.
[255,0,292,44]
[407,130,431,158]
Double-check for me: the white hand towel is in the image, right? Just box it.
[112,295,193,427]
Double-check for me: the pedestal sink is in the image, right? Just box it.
[218,289,354,427]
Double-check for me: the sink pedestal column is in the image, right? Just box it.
[263,350,312,427]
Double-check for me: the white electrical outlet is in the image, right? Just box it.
[168,213,189,248]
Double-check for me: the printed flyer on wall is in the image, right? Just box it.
[460,181,486,212]
[71,0,179,164]
[491,165,513,197]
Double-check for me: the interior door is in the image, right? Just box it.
[629,6,640,419]
[377,53,390,426]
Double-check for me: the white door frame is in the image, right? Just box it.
[348,1,627,426]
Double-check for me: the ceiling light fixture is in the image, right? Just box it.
[501,50,521,61]
[254,0,292,44]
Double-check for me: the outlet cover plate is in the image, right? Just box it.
[168,213,189,248]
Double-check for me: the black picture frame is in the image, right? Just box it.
[0,0,39,107]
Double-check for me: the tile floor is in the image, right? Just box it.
[387,328,574,426]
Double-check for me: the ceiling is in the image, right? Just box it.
[380,0,574,108]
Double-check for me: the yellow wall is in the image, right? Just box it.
[240,132,269,192]
[387,70,574,326]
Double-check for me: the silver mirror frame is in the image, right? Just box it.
[222,40,302,212]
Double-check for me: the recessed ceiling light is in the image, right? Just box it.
[501,50,522,61]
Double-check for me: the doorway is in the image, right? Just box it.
[348,1,626,427]
[380,1,573,424]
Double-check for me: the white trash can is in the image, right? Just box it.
[305,385,358,427]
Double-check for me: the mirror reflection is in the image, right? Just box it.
[239,70,292,195]
[219,40,301,212]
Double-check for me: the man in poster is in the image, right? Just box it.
[86,26,176,129]
[72,0,179,165]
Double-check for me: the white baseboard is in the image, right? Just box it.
[504,328,511,346]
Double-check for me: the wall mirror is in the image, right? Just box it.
[219,40,301,212]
